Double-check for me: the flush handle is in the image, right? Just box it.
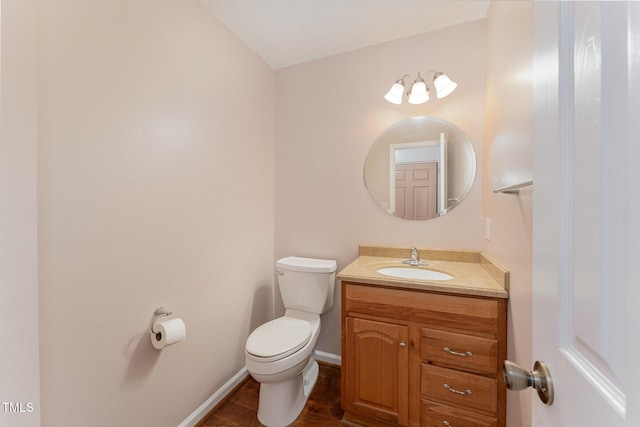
[502,360,554,405]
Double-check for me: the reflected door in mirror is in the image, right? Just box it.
[394,162,437,220]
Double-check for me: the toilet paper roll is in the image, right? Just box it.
[151,318,186,350]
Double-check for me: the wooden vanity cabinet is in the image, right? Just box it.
[341,282,507,427]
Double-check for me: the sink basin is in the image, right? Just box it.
[377,267,453,281]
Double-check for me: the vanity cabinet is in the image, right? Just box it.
[341,282,507,427]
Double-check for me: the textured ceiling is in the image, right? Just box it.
[199,0,490,69]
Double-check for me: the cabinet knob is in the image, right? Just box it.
[399,340,407,347]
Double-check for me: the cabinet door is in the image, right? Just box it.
[345,317,409,426]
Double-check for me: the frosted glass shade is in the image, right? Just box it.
[408,81,429,104]
[434,73,457,99]
[384,81,405,104]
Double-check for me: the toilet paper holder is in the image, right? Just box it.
[149,306,173,335]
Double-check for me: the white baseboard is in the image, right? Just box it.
[177,367,249,427]
[177,351,341,427]
[314,350,341,366]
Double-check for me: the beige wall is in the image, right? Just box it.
[6,2,536,425]
[483,2,533,426]
[275,20,487,355]
[0,0,41,426]
[36,1,274,426]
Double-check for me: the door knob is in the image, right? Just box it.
[502,360,554,405]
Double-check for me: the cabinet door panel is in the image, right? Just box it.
[345,317,409,425]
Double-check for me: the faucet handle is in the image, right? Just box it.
[401,247,428,266]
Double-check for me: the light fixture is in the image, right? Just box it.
[384,70,457,105]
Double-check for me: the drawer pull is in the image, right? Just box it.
[443,383,472,395]
[443,422,452,427]
[443,346,473,357]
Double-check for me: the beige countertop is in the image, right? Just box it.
[337,245,509,299]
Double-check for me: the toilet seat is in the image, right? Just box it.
[246,317,312,362]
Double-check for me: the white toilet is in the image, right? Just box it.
[245,256,337,427]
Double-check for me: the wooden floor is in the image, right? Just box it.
[199,363,344,427]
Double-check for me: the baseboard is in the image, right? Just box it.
[178,351,341,426]
[177,367,249,427]
[314,350,341,366]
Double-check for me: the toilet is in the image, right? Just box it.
[245,256,337,427]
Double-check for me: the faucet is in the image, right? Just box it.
[402,247,428,266]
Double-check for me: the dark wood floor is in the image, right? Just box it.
[199,363,344,427]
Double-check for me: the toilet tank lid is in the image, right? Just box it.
[276,256,337,273]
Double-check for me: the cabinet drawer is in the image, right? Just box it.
[421,400,497,427]
[422,328,498,375]
[344,283,499,336]
[421,365,497,413]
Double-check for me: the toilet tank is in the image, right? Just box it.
[275,256,337,314]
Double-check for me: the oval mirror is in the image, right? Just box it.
[364,116,476,220]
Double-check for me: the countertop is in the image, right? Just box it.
[337,245,509,299]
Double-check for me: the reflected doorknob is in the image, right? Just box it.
[502,360,554,405]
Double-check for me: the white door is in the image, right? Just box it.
[531,1,640,426]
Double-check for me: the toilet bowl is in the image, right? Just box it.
[245,256,337,427]
[246,310,320,426]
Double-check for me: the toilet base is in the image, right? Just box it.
[257,357,319,427]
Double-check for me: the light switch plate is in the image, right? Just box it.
[485,218,491,241]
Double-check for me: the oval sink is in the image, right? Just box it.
[377,267,453,281]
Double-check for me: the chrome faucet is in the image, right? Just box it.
[402,247,428,266]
